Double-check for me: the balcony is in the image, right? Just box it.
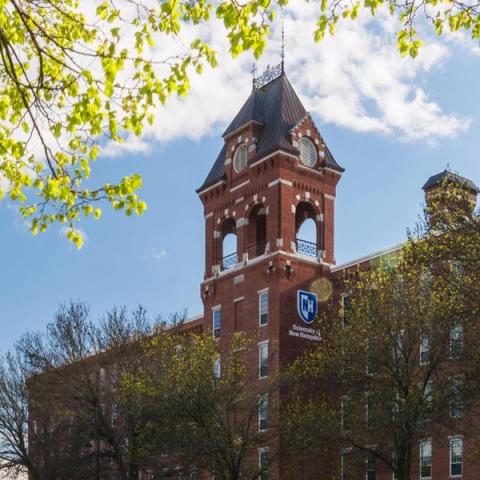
[296,238,317,258]
[222,252,237,270]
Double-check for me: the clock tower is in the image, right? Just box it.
[196,65,344,476]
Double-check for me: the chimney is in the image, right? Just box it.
[422,170,478,227]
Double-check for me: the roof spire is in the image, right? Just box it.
[251,62,257,89]
[281,8,285,74]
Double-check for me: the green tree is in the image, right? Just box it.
[134,331,280,480]
[285,243,480,480]
[1,1,479,247]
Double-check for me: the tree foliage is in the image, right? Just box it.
[133,331,279,480]
[284,181,480,480]
[0,0,479,246]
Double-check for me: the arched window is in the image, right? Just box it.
[298,137,317,167]
[295,202,318,257]
[247,204,267,258]
[234,144,248,173]
[220,218,237,270]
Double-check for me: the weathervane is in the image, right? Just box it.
[253,9,285,89]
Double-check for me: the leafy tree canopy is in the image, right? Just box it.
[0,0,478,247]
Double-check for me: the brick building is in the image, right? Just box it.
[192,64,480,480]
[27,64,480,480]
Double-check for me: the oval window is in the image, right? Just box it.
[234,144,248,173]
[298,137,317,167]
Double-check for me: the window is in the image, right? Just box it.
[366,454,376,480]
[366,341,376,375]
[419,440,432,479]
[298,137,317,167]
[259,290,269,326]
[450,437,463,477]
[213,356,221,380]
[341,449,352,480]
[450,324,463,358]
[341,295,351,326]
[258,342,269,379]
[394,330,404,359]
[258,394,268,431]
[341,396,352,432]
[258,448,269,480]
[213,307,221,339]
[450,377,463,419]
[420,335,430,365]
[111,402,118,427]
[365,393,374,427]
[233,144,248,173]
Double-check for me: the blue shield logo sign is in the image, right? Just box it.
[297,290,318,324]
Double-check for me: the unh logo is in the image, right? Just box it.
[297,290,318,324]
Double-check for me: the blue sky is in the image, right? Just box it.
[1,7,480,352]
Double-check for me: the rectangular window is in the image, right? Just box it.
[365,393,374,427]
[258,394,268,431]
[213,356,221,379]
[342,295,351,326]
[259,290,269,326]
[450,324,464,359]
[450,437,463,477]
[341,396,352,432]
[450,377,463,419]
[419,440,432,479]
[258,448,269,480]
[366,454,376,480]
[420,335,430,365]
[341,449,352,480]
[213,307,221,339]
[259,342,269,379]
[394,330,404,360]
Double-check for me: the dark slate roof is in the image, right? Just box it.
[422,170,479,193]
[197,73,344,192]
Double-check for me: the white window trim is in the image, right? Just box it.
[449,435,463,478]
[258,341,269,379]
[212,306,221,339]
[258,394,268,432]
[258,447,269,480]
[419,438,433,480]
[341,395,352,432]
[258,288,269,327]
[420,335,430,366]
[341,447,353,479]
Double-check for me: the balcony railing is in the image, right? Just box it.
[222,252,237,270]
[296,238,317,258]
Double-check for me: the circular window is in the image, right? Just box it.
[298,137,317,167]
[233,144,248,173]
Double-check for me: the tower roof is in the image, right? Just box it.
[422,170,479,193]
[197,73,343,192]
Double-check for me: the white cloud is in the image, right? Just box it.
[98,0,470,157]
[152,249,167,260]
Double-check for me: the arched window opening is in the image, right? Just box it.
[221,218,237,270]
[295,202,318,257]
[247,205,267,259]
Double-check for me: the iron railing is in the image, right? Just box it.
[222,252,237,270]
[296,238,317,257]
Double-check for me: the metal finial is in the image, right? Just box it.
[251,62,257,88]
[281,9,285,74]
